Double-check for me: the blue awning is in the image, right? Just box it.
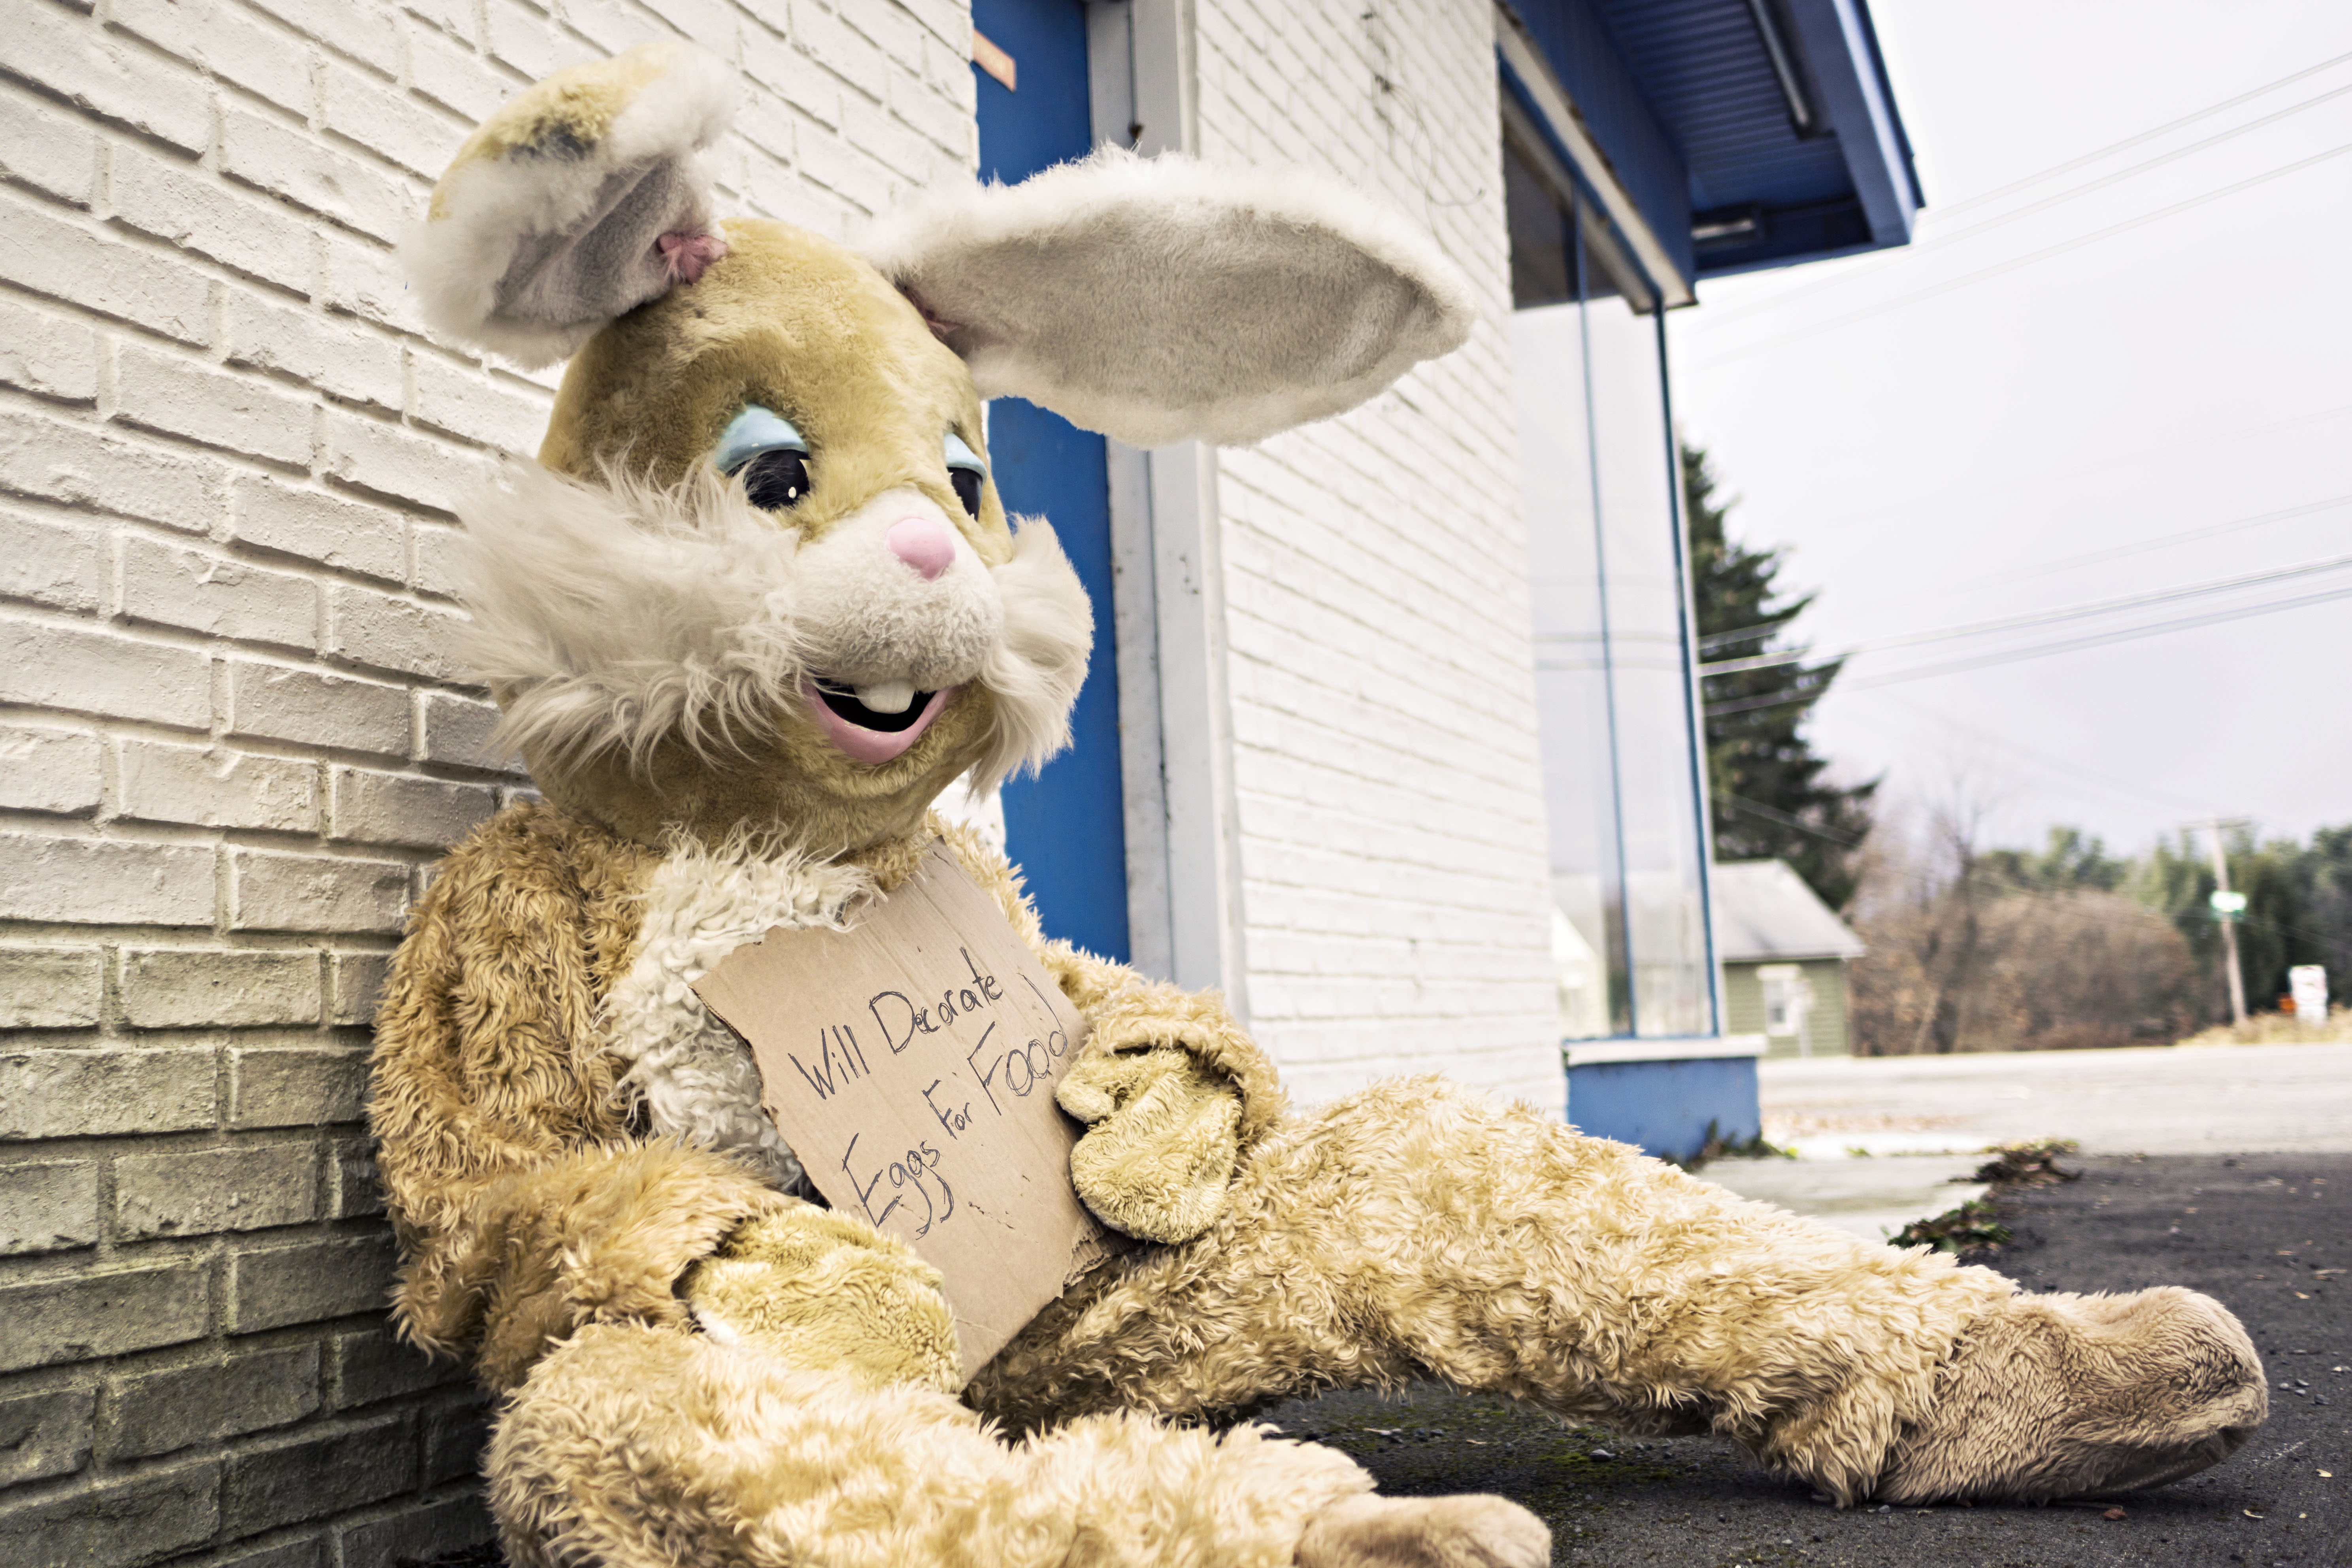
[1502,0,1922,289]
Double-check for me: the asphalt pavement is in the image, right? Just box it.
[1263,1149,2349,1567]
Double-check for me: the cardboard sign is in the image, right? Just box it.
[690,843,1120,1380]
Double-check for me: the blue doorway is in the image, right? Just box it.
[973,0,1131,963]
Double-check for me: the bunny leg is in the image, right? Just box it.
[486,1318,1394,1568]
[973,1077,2258,1505]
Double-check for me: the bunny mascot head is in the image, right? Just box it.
[402,40,1470,855]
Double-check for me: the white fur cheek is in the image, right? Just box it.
[969,517,1093,791]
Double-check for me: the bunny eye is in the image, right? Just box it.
[945,431,985,520]
[714,405,811,512]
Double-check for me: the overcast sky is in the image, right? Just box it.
[1667,0,2352,859]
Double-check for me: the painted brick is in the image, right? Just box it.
[223,1413,412,1537]
[226,659,411,755]
[230,849,411,933]
[227,1232,400,1332]
[122,948,323,1029]
[0,1262,212,1372]
[416,690,508,767]
[0,726,103,815]
[226,292,406,411]
[0,945,104,1027]
[230,474,409,582]
[0,833,216,925]
[328,1137,385,1217]
[0,294,100,403]
[238,0,403,77]
[330,1326,461,1410]
[223,108,414,245]
[321,63,465,181]
[328,950,388,1026]
[0,1047,218,1138]
[111,0,315,116]
[0,617,211,729]
[409,351,549,451]
[111,143,317,297]
[117,742,320,832]
[115,343,316,466]
[407,24,515,122]
[409,521,467,599]
[419,1393,492,1485]
[0,192,211,345]
[116,1140,321,1238]
[338,1491,495,1564]
[741,26,841,130]
[213,1538,330,1568]
[229,1046,366,1128]
[0,410,224,533]
[330,768,497,849]
[321,233,428,336]
[0,509,106,615]
[323,409,482,512]
[122,535,320,650]
[108,1342,322,1460]
[0,1160,100,1255]
[0,83,100,207]
[0,1460,220,1568]
[9,2,212,154]
[0,1386,94,1485]
[326,584,468,680]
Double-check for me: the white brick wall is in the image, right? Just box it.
[0,0,973,1557]
[1193,0,1560,1111]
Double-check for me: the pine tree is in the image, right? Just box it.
[1683,442,1877,909]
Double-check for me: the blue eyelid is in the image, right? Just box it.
[945,432,985,473]
[713,406,807,475]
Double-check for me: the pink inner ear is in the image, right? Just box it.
[901,285,962,343]
[657,230,728,286]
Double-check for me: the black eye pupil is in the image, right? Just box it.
[950,467,982,519]
[740,449,808,510]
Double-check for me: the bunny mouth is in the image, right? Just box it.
[804,678,954,765]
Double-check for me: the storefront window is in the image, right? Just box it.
[1509,138,1716,1040]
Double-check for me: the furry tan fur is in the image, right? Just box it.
[373,44,2269,1568]
[683,1203,962,1394]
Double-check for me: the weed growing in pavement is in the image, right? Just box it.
[1968,1138,2081,1189]
[1891,1196,2014,1253]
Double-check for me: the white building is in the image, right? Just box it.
[0,0,1917,1554]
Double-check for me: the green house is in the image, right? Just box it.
[1713,861,1867,1059]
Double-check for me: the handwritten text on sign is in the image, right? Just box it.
[690,843,1118,1380]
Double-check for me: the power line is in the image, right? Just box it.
[1692,135,2352,368]
[1710,77,2352,326]
[1696,489,2352,659]
[1699,549,2352,677]
[1951,491,2352,594]
[1701,577,2352,717]
[1717,47,2352,314]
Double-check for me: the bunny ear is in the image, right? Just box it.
[858,147,1476,449]
[400,42,735,368]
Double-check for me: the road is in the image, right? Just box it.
[1758,1041,2352,1157]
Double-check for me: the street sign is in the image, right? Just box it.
[2209,889,2248,916]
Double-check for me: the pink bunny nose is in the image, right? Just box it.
[886,517,955,581]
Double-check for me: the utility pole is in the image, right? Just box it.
[2186,817,2250,1026]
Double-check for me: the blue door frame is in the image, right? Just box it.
[973,0,1131,963]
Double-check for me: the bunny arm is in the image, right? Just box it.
[931,819,1285,1243]
[369,806,800,1392]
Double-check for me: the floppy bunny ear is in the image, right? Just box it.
[858,147,1476,449]
[400,42,734,368]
